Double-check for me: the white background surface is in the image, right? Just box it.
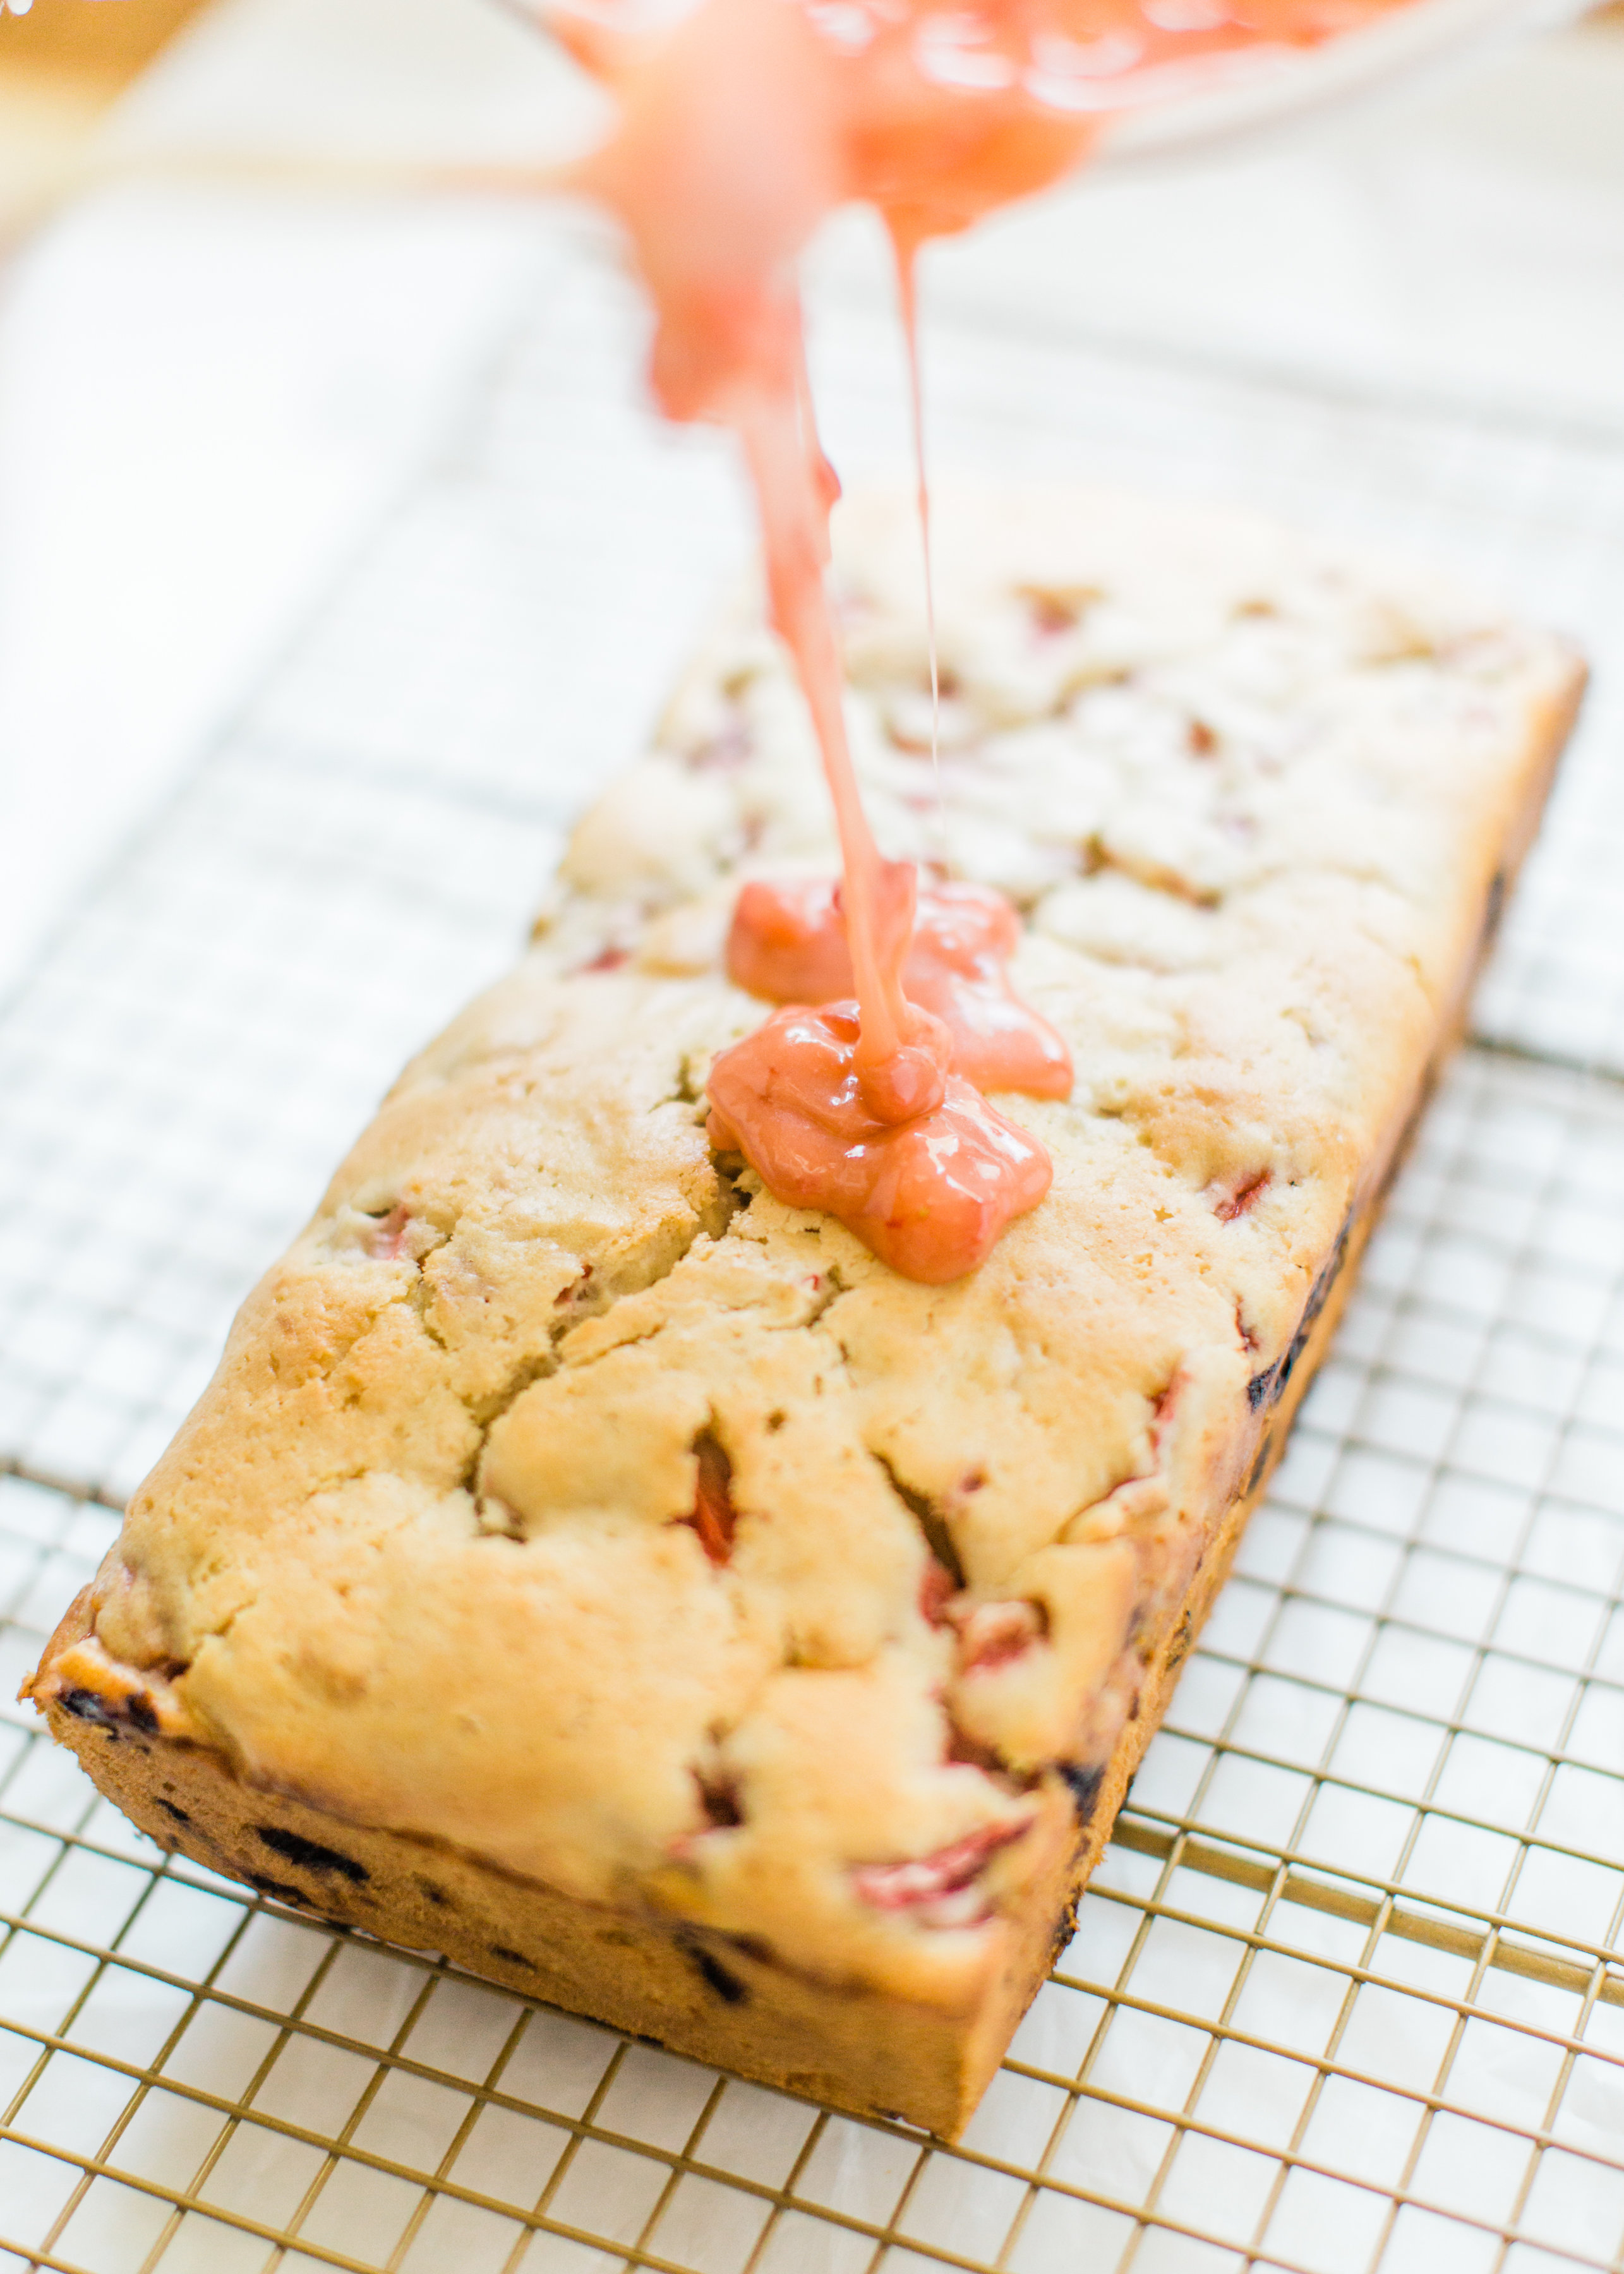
[0,183,544,989]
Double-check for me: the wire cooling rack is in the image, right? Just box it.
[3,226,1624,2274]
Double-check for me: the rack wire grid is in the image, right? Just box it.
[3,215,1624,2274]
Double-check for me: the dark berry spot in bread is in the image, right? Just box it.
[695,1769,743,1830]
[58,1683,166,1739]
[1058,1763,1105,1826]
[58,1688,119,1733]
[687,1944,749,2004]
[157,1798,191,1825]
[490,1944,534,1969]
[247,1872,309,1906]
[1247,1361,1282,1412]
[1269,1205,1355,1402]
[683,1431,737,1565]
[256,1826,369,1884]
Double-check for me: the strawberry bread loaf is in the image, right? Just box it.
[27,486,1583,2134]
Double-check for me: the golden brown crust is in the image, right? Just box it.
[23,484,1585,2133]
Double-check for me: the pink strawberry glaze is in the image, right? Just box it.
[707,1001,1051,1284]
[728,874,1072,1101]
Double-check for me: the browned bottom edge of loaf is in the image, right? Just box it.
[36,670,1585,2138]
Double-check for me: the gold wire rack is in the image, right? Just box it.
[2,240,1623,2274]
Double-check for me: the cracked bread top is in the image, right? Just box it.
[59,485,1580,2011]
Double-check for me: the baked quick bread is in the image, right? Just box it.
[27,488,1583,2136]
